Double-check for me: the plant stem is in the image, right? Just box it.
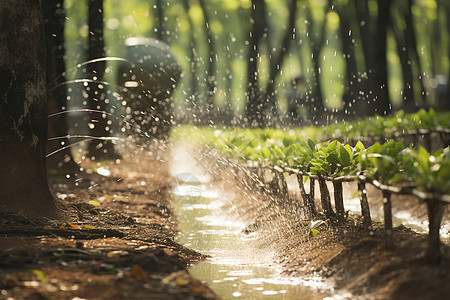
[318,176,335,219]
[426,199,444,264]
[383,191,394,249]
[333,181,345,219]
[357,181,373,231]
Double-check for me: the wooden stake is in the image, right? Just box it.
[382,191,394,249]
[426,199,444,264]
[333,181,345,219]
[357,181,372,232]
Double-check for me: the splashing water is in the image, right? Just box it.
[170,143,333,299]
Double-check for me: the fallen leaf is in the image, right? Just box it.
[106,250,128,258]
[68,223,81,229]
[30,269,46,283]
[89,200,100,206]
[176,277,187,286]
[132,265,148,281]
[308,229,320,237]
[59,223,81,230]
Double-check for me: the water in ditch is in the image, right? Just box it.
[170,169,332,300]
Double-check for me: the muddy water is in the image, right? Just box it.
[170,144,331,299]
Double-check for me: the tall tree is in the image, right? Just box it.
[336,1,360,117]
[86,0,117,160]
[0,0,57,217]
[402,0,426,106]
[391,3,415,111]
[356,0,392,115]
[265,0,297,119]
[155,0,166,41]
[44,0,79,170]
[304,0,330,121]
[245,0,269,127]
[199,0,217,116]
[181,0,199,119]
[369,0,392,115]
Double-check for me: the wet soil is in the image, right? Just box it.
[2,143,449,299]
[0,149,218,300]
[211,159,450,300]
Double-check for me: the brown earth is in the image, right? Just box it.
[0,148,218,300]
[210,157,450,300]
[1,143,449,300]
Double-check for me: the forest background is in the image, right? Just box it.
[64,0,450,127]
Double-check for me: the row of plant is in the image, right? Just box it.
[175,109,449,150]
[173,110,449,263]
[321,108,450,141]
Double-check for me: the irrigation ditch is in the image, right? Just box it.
[173,126,450,299]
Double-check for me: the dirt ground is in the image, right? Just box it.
[0,148,218,300]
[211,158,450,300]
[1,143,449,300]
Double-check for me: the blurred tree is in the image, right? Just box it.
[265,0,297,119]
[246,0,269,127]
[336,0,360,117]
[355,0,391,115]
[86,0,118,160]
[155,0,166,41]
[199,0,217,116]
[304,0,330,121]
[62,0,449,125]
[391,0,426,111]
[0,0,57,217]
[370,0,392,115]
[44,0,80,171]
[181,0,199,118]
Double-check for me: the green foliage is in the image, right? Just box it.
[30,269,47,283]
[174,110,450,195]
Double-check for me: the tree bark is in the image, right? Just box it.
[86,0,118,160]
[403,0,427,105]
[337,2,360,116]
[391,11,415,110]
[357,0,392,115]
[181,0,199,119]
[44,0,79,171]
[155,0,166,41]
[265,0,297,121]
[199,0,216,116]
[245,0,268,127]
[0,0,57,217]
[305,0,330,122]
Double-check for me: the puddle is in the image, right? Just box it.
[344,197,449,243]
[170,143,333,299]
[173,189,331,299]
[171,176,331,299]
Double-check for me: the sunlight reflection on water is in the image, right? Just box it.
[170,143,335,299]
[345,197,449,242]
[173,186,332,299]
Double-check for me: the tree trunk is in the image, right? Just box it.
[86,0,118,160]
[403,0,427,106]
[337,2,360,117]
[368,0,392,115]
[265,0,297,122]
[155,0,166,41]
[245,0,268,127]
[354,0,376,116]
[0,0,57,217]
[181,0,199,119]
[44,0,79,171]
[391,11,415,111]
[199,0,216,116]
[305,1,330,122]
